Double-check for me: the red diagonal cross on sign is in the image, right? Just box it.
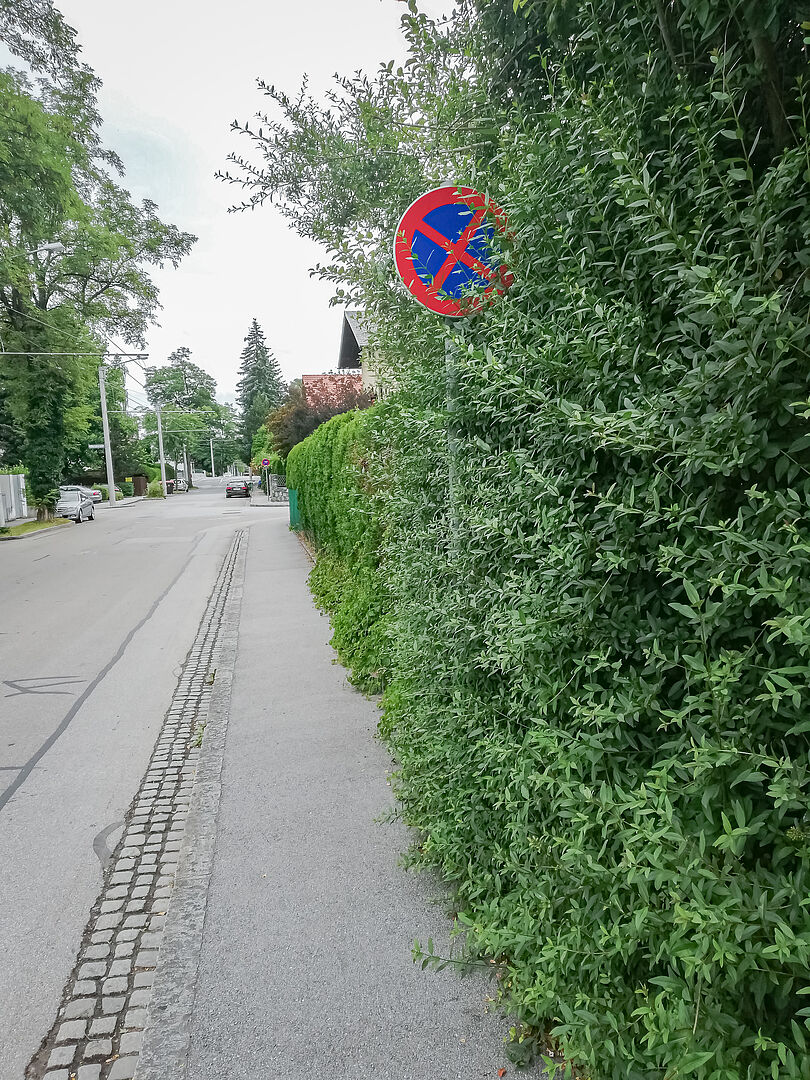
[393,185,512,317]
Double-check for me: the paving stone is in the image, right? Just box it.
[134,950,158,969]
[101,976,129,995]
[131,886,149,899]
[128,988,151,1008]
[116,928,140,942]
[77,962,106,982]
[123,915,148,928]
[95,914,123,930]
[116,859,135,871]
[114,941,135,958]
[133,970,154,988]
[139,932,162,950]
[43,1070,70,1079]
[108,959,133,977]
[84,945,110,961]
[125,900,146,913]
[88,1016,116,1036]
[63,997,95,1019]
[47,1044,76,1068]
[77,1065,102,1080]
[108,1054,138,1078]
[100,899,124,913]
[90,929,114,944]
[101,996,127,1015]
[106,886,130,899]
[56,1019,87,1042]
[119,1029,144,1054]
[82,1038,112,1060]
[73,980,97,997]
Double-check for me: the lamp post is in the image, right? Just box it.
[98,365,117,506]
[24,242,66,257]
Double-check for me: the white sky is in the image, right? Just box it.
[54,0,448,405]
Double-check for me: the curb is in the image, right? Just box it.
[0,519,73,542]
[99,496,147,509]
[133,534,246,1080]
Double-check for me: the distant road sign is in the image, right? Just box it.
[261,458,270,467]
[393,185,512,317]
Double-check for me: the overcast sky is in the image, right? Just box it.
[54,0,447,406]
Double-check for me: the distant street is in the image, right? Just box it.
[0,480,271,1077]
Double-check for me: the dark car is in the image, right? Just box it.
[225,480,250,498]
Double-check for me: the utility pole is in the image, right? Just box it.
[156,405,168,496]
[98,364,117,506]
[210,437,215,478]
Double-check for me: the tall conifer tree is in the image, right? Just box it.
[235,318,284,458]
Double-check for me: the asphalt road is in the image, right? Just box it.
[0,479,270,1079]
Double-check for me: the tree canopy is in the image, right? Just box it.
[0,3,195,507]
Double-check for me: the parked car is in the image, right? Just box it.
[225,480,250,498]
[55,489,95,523]
[174,478,188,492]
[60,484,95,500]
[88,487,102,503]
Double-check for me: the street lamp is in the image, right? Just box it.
[24,242,66,256]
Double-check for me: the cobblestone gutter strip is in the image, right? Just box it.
[133,534,244,1080]
[26,530,245,1080]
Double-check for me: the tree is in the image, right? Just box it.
[267,378,374,458]
[144,349,221,483]
[0,21,195,507]
[145,348,217,411]
[235,318,285,458]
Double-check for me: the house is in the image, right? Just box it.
[337,311,389,398]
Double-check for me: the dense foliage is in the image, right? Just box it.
[286,408,388,692]
[229,3,810,1077]
[266,377,375,458]
[0,5,194,505]
[143,349,240,480]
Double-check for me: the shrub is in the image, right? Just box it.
[146,479,164,498]
[229,3,810,1076]
[286,408,388,691]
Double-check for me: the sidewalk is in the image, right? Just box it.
[141,515,511,1079]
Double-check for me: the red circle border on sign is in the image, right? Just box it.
[393,186,512,317]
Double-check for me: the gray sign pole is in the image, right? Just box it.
[98,365,117,506]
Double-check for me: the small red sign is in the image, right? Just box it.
[393,186,512,317]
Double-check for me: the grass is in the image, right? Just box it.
[0,517,72,539]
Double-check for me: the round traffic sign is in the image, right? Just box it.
[393,186,512,317]
[261,458,270,467]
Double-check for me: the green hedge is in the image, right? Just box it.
[249,4,810,1077]
[374,21,810,1080]
[286,408,388,692]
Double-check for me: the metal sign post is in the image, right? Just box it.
[393,184,512,547]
